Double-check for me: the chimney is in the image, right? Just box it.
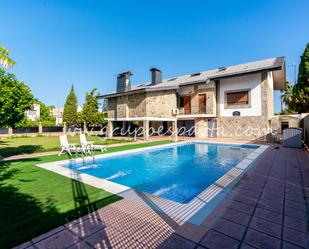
[117,71,132,93]
[150,68,162,85]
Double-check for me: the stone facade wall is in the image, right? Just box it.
[107,96,128,119]
[107,90,177,119]
[128,93,147,117]
[178,83,216,115]
[145,90,177,118]
[216,116,270,140]
[191,116,275,140]
[107,93,146,119]
[107,98,116,119]
[206,88,216,115]
[107,96,128,118]
[288,118,300,128]
[270,116,281,132]
[270,115,301,133]
[107,83,217,119]
[116,96,128,118]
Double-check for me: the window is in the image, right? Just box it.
[179,96,191,114]
[179,97,184,108]
[226,91,249,105]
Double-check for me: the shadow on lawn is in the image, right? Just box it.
[0,140,8,145]
[0,158,120,249]
[0,145,43,158]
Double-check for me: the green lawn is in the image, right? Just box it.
[0,140,172,249]
[0,135,133,157]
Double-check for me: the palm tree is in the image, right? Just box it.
[0,45,15,68]
[281,82,294,105]
[295,87,309,112]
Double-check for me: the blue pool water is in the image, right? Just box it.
[64,142,258,204]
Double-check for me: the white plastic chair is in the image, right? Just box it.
[80,134,107,153]
[59,135,83,156]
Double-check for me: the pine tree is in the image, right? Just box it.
[63,85,78,126]
[82,88,99,126]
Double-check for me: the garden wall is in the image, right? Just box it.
[304,115,309,148]
[0,125,105,137]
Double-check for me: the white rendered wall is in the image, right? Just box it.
[219,73,262,117]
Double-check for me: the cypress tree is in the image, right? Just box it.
[297,43,309,88]
[63,85,78,126]
[294,43,309,113]
[82,88,99,126]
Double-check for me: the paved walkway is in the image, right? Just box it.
[14,145,309,249]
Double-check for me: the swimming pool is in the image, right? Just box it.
[61,142,258,204]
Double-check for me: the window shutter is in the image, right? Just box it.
[227,91,249,105]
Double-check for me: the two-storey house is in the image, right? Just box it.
[100,57,286,140]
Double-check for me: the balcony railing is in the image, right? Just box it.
[178,106,206,115]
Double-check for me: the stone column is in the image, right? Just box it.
[8,127,13,136]
[261,72,274,116]
[122,121,126,135]
[143,120,149,141]
[107,121,113,138]
[38,122,43,134]
[195,118,208,139]
[172,120,178,142]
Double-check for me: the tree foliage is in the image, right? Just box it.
[15,99,56,127]
[76,112,83,126]
[63,85,78,126]
[81,88,106,126]
[97,112,106,125]
[82,88,99,126]
[36,99,55,126]
[282,43,309,113]
[297,43,309,88]
[0,45,15,68]
[0,68,33,128]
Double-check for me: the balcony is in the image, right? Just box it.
[177,94,216,119]
[178,95,206,115]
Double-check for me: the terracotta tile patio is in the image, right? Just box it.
[14,145,309,249]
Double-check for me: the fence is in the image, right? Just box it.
[283,128,303,148]
[0,128,8,135]
[65,126,105,136]
[0,125,63,137]
[13,127,39,134]
[0,125,105,137]
[42,126,63,133]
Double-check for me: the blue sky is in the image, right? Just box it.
[2,0,309,112]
